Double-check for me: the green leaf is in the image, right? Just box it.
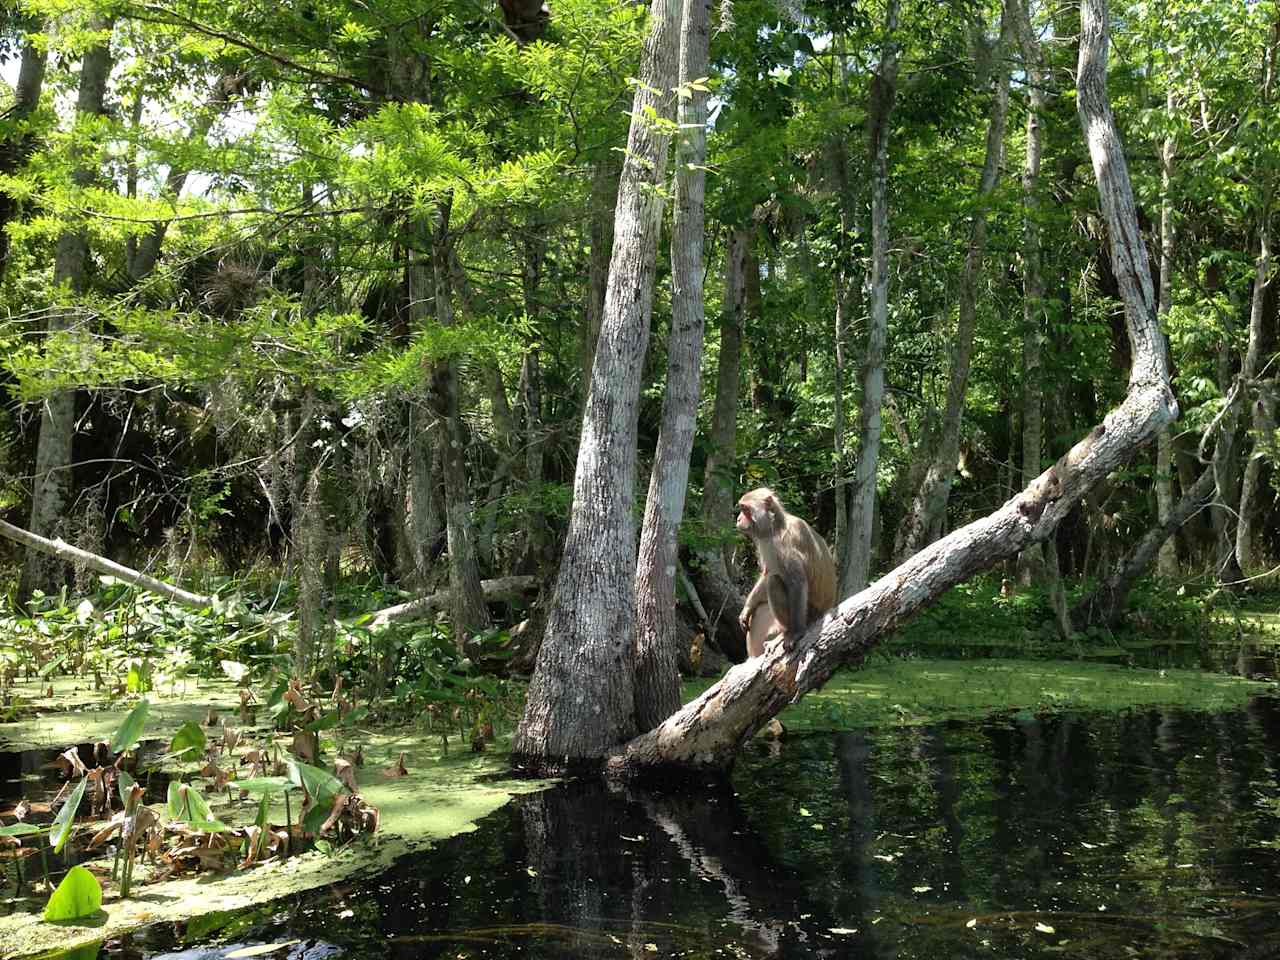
[43,865,102,921]
[286,759,343,803]
[235,776,291,798]
[306,710,340,733]
[220,659,250,683]
[0,822,42,837]
[166,781,229,832]
[170,721,207,761]
[110,699,150,754]
[49,777,87,853]
[117,769,136,808]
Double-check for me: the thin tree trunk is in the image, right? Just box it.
[21,18,114,598]
[128,72,239,282]
[692,223,750,660]
[1235,204,1272,573]
[518,219,549,572]
[1014,0,1049,586]
[894,0,1013,565]
[513,0,681,767]
[582,154,621,391]
[1155,88,1180,578]
[1074,466,1214,627]
[635,0,710,731]
[607,0,1176,778]
[428,201,493,643]
[842,0,900,597]
[1211,340,1243,585]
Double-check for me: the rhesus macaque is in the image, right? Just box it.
[736,488,837,656]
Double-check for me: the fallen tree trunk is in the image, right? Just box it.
[0,518,216,608]
[369,576,537,625]
[1072,465,1215,628]
[604,0,1177,780]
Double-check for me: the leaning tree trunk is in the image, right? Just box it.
[691,223,750,661]
[513,0,681,768]
[894,0,1013,565]
[428,199,493,643]
[607,0,1176,778]
[634,0,711,730]
[21,17,114,599]
[842,0,900,597]
[1073,466,1214,627]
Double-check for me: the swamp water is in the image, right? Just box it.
[32,695,1280,960]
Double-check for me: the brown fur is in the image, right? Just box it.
[736,488,836,655]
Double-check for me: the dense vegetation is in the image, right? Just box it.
[0,0,1276,725]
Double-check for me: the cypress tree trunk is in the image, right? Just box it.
[895,0,1013,565]
[428,199,493,644]
[635,0,710,730]
[514,0,681,768]
[582,155,621,390]
[21,17,114,599]
[842,0,899,597]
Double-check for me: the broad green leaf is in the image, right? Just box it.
[235,776,291,798]
[110,699,150,753]
[170,721,207,761]
[0,822,41,837]
[167,781,229,832]
[286,759,343,803]
[49,777,87,853]
[43,865,102,921]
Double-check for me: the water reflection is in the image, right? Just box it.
[67,696,1280,960]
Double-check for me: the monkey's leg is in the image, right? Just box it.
[746,604,777,658]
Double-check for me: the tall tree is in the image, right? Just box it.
[20,15,114,598]
[514,0,682,766]
[634,0,711,729]
[842,0,900,597]
[0,12,47,278]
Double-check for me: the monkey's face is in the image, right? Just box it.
[736,497,767,538]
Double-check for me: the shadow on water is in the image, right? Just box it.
[46,695,1280,960]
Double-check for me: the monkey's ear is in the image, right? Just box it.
[764,493,778,514]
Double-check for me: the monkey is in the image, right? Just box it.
[736,488,837,656]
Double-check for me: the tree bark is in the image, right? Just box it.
[1013,0,1049,586]
[513,0,681,767]
[842,0,899,597]
[1155,88,1180,579]
[1073,466,1214,627]
[428,199,493,644]
[894,0,1014,565]
[21,17,114,599]
[582,154,621,391]
[368,576,537,625]
[1235,207,1272,574]
[634,0,710,730]
[606,0,1176,778]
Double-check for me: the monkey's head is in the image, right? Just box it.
[736,488,783,540]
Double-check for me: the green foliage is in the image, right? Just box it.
[42,865,102,922]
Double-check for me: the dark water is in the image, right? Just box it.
[34,696,1280,960]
